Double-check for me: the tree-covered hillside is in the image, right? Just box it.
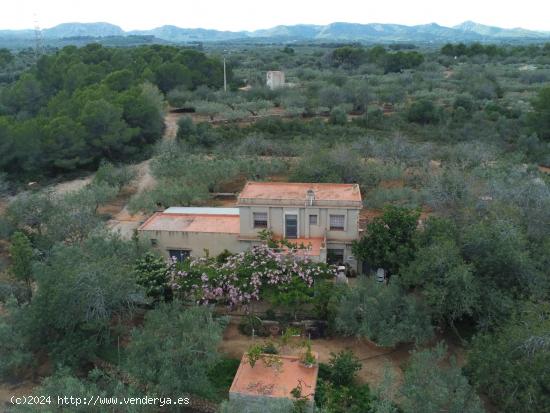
[0,44,225,179]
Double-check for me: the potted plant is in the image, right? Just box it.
[245,343,264,368]
[269,324,281,337]
[301,341,316,368]
[245,342,283,372]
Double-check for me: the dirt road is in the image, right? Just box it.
[106,111,183,237]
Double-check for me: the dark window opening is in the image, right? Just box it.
[327,248,345,265]
[168,249,190,263]
[285,214,298,239]
[253,212,268,228]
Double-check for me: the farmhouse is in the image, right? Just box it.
[138,182,362,270]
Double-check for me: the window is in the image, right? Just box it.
[253,212,268,228]
[150,238,158,246]
[329,214,345,231]
[168,249,190,263]
[285,214,298,238]
[327,249,345,265]
[309,214,318,225]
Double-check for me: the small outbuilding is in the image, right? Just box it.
[229,353,318,412]
[266,71,285,90]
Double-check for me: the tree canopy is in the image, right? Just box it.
[466,303,550,413]
[352,206,420,276]
[0,44,226,179]
[125,303,225,399]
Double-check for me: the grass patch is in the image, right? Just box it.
[207,357,241,401]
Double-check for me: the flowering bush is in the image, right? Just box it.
[170,245,335,309]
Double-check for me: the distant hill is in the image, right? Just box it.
[42,22,124,38]
[453,21,549,39]
[312,22,482,42]
[1,21,549,47]
[128,25,247,42]
[251,24,322,39]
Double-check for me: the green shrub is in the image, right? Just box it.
[92,161,136,189]
[125,303,225,399]
[327,350,362,386]
[207,358,240,400]
[0,297,33,380]
[407,99,440,124]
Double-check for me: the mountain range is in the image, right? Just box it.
[1,21,550,44]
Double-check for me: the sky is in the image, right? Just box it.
[4,0,550,32]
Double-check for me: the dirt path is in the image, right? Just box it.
[107,112,183,237]
[106,160,153,238]
[45,109,178,197]
[0,381,37,407]
[164,112,181,140]
[52,175,94,195]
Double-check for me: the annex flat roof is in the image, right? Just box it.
[238,182,362,206]
[164,207,240,216]
[138,211,240,234]
[229,354,318,401]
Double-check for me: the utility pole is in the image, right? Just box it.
[364,73,368,137]
[33,13,44,61]
[223,57,227,92]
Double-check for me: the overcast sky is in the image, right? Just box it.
[4,0,550,32]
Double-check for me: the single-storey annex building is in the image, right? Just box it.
[229,353,318,412]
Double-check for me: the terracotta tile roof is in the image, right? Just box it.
[230,354,318,401]
[238,182,362,204]
[138,212,240,234]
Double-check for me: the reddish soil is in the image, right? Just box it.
[379,179,405,189]
[266,174,291,182]
[217,174,248,194]
[359,208,383,229]
[212,198,238,208]
[219,317,466,392]
[0,381,38,407]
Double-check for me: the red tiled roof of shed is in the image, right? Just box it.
[229,353,318,401]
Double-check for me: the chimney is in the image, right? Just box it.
[306,189,315,206]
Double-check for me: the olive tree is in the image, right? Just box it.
[466,303,550,413]
[335,279,433,347]
[25,235,143,367]
[399,239,479,325]
[401,343,485,413]
[125,303,225,399]
[352,206,420,276]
